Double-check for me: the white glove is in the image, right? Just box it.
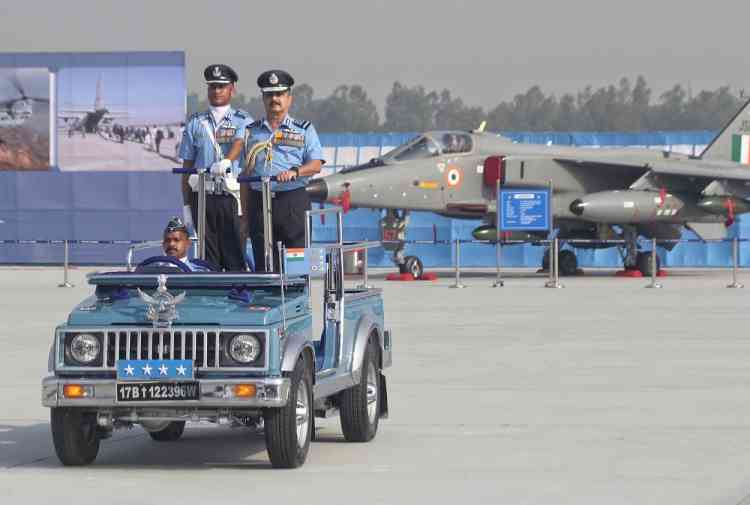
[210,158,232,176]
[182,205,194,231]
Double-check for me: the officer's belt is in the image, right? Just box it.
[191,179,229,195]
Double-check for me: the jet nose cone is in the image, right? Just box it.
[569,199,585,216]
[305,179,328,202]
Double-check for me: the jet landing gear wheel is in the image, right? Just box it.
[636,251,660,277]
[398,256,423,280]
[541,249,578,276]
[558,250,578,276]
[50,408,100,466]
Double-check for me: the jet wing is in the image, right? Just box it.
[553,155,750,195]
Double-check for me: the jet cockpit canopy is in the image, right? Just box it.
[381,131,473,162]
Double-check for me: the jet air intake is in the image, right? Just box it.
[569,190,684,223]
[483,156,505,187]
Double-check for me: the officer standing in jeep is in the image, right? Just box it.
[240,69,324,271]
[179,64,251,271]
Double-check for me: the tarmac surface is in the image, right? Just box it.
[57,132,179,171]
[2,266,750,504]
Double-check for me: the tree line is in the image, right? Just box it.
[187,76,746,132]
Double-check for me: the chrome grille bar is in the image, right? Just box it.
[202,332,208,368]
[214,332,220,368]
[102,332,109,368]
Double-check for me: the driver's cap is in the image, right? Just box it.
[164,216,188,235]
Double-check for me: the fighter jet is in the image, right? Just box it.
[0,73,49,127]
[306,99,750,279]
[58,76,127,134]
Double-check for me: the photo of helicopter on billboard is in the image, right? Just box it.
[0,67,50,170]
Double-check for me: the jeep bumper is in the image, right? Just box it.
[42,376,291,408]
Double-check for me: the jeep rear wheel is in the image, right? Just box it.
[147,421,186,442]
[340,339,380,442]
[50,408,100,466]
[264,355,313,468]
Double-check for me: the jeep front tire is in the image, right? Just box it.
[50,407,100,466]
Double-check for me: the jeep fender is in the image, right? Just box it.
[280,330,315,375]
[351,315,381,383]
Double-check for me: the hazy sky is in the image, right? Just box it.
[1,0,748,112]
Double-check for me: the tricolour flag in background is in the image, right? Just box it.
[732,134,750,165]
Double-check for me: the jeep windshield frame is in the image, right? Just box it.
[87,272,308,289]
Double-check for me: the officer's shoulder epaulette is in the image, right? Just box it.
[247,119,262,128]
[233,109,249,119]
[292,119,311,130]
[186,111,204,122]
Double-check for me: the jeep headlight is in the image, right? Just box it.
[229,334,261,363]
[69,333,101,364]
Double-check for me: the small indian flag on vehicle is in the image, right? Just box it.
[286,248,305,262]
[284,247,326,277]
[732,134,750,165]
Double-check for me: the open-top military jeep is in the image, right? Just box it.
[41,202,391,469]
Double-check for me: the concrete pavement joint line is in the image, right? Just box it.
[6,455,52,469]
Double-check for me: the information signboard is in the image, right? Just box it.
[498,188,551,231]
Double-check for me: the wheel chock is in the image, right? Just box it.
[385,272,438,282]
[615,269,643,277]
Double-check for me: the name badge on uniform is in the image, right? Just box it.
[274,131,305,148]
[216,127,236,144]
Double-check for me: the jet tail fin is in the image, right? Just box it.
[700,98,750,163]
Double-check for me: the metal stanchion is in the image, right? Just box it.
[197,169,207,260]
[727,237,744,288]
[492,238,504,287]
[492,178,503,288]
[261,176,274,272]
[57,240,74,288]
[357,247,373,289]
[645,238,662,289]
[544,238,563,288]
[449,239,466,289]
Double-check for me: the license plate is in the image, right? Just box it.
[116,382,199,402]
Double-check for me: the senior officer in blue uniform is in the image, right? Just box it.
[179,64,251,271]
[240,70,324,272]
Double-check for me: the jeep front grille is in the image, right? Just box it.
[56,327,268,372]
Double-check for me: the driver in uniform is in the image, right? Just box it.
[162,217,213,272]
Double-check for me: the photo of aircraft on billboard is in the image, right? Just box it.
[0,67,50,171]
[56,64,185,171]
